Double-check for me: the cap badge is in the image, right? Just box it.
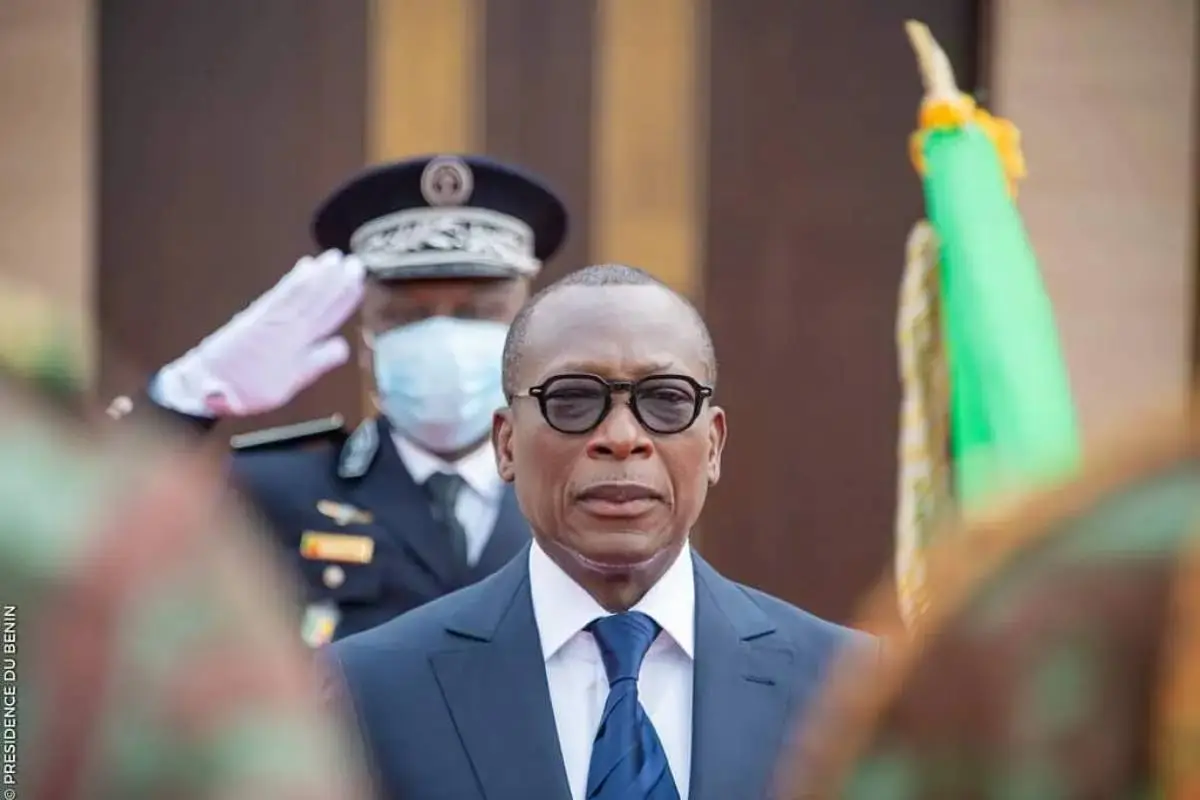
[421,156,474,207]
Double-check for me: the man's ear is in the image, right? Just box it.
[705,406,727,486]
[492,408,516,482]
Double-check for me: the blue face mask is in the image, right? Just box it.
[371,317,509,454]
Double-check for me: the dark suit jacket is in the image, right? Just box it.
[330,546,869,799]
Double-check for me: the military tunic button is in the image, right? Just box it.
[106,395,133,419]
[323,564,346,588]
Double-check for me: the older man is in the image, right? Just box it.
[330,264,868,799]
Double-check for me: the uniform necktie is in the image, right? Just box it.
[586,612,680,800]
[424,472,469,573]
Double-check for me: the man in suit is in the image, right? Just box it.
[107,155,569,646]
[330,263,869,799]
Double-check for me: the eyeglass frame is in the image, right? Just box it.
[512,372,715,435]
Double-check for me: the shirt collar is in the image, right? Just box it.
[391,432,504,500]
[528,538,696,661]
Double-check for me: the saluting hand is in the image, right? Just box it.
[153,249,365,417]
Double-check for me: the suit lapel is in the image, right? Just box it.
[689,557,796,800]
[342,419,461,589]
[470,487,530,580]
[430,549,571,800]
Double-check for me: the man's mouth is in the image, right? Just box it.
[575,483,663,517]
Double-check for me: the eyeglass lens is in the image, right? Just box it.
[540,375,701,434]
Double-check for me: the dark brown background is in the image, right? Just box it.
[98,0,981,622]
[97,0,368,424]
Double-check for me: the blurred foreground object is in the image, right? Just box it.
[787,402,1200,798]
[895,21,1080,625]
[0,281,371,798]
[0,280,86,405]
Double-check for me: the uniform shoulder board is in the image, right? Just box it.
[230,414,346,451]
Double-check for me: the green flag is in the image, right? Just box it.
[895,21,1081,623]
[923,119,1080,506]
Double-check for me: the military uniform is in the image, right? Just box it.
[0,282,370,800]
[108,155,568,646]
[227,414,534,644]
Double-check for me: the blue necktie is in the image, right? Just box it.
[585,612,681,800]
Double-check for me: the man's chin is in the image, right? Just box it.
[567,536,670,576]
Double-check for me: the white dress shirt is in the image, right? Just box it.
[392,433,504,566]
[529,540,695,800]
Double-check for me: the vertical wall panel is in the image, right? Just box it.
[591,0,706,296]
[368,0,480,157]
[700,0,980,623]
[98,0,368,429]
[992,0,1197,436]
[483,0,595,283]
[0,0,94,380]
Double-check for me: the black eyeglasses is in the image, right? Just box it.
[514,373,713,435]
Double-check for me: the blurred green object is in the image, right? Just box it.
[895,21,1082,625]
[0,352,373,799]
[797,22,1183,799]
[791,412,1200,799]
[919,122,1080,508]
[0,279,372,798]
[0,279,86,399]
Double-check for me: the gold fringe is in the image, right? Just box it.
[909,94,1028,198]
[893,220,952,626]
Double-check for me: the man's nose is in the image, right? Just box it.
[585,401,653,460]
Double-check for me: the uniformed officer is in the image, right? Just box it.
[113,155,568,645]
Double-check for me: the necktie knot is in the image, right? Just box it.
[588,612,661,686]
[425,472,464,510]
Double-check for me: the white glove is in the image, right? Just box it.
[153,249,365,417]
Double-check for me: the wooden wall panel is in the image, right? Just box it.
[0,0,94,381]
[699,0,981,623]
[591,0,705,297]
[483,0,595,284]
[368,0,479,157]
[97,0,368,429]
[991,0,1196,436]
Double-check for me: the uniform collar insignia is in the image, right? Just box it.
[338,419,379,479]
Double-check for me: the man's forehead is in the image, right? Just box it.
[521,284,706,377]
